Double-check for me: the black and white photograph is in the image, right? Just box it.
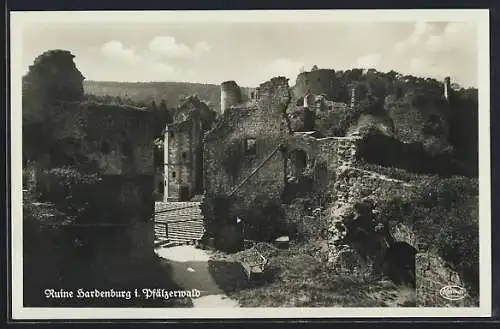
[10,9,491,319]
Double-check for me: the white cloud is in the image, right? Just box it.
[194,41,211,53]
[409,57,427,74]
[356,53,382,69]
[392,22,447,54]
[150,62,175,74]
[148,36,211,59]
[425,35,447,53]
[94,39,202,81]
[100,40,140,62]
[266,58,305,81]
[408,57,451,80]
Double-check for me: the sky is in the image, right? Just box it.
[20,17,479,88]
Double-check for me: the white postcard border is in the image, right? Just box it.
[9,9,492,320]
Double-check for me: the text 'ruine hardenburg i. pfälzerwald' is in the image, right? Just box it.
[44,288,202,300]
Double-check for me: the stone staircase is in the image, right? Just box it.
[154,201,205,247]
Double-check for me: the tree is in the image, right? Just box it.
[311,65,319,71]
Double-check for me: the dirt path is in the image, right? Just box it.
[155,245,240,308]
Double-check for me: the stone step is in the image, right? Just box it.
[167,229,205,236]
[167,222,204,228]
[155,224,205,232]
[155,227,204,234]
[167,238,198,245]
[156,220,202,227]
[167,229,204,235]
[168,231,204,238]
[155,201,201,211]
[155,215,204,222]
[168,224,204,231]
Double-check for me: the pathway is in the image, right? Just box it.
[155,245,240,308]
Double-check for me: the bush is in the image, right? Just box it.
[283,198,328,241]
[201,193,291,248]
[242,195,287,242]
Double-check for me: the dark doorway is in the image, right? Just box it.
[382,242,417,288]
[283,149,311,202]
[180,186,190,201]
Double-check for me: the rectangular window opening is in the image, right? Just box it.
[244,138,257,155]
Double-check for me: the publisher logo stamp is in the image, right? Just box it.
[439,285,467,301]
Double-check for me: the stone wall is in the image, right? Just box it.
[327,164,416,268]
[164,111,202,201]
[49,102,153,175]
[286,73,358,137]
[39,101,155,271]
[292,69,344,102]
[204,77,291,206]
[283,134,343,199]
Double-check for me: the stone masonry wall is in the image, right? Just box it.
[164,110,202,201]
[50,102,153,175]
[204,77,291,206]
[326,165,417,278]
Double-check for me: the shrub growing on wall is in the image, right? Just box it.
[41,166,102,219]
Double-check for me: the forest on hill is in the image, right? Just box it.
[83,80,251,114]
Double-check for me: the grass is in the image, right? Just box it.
[209,240,416,307]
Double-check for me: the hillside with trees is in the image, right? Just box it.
[83,80,253,114]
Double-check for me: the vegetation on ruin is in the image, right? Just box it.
[201,192,292,252]
[364,169,480,300]
[293,68,478,175]
[22,49,480,307]
[209,240,416,307]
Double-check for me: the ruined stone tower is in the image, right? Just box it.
[293,69,339,101]
[444,76,451,102]
[220,80,242,114]
[350,85,357,109]
[163,110,202,202]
